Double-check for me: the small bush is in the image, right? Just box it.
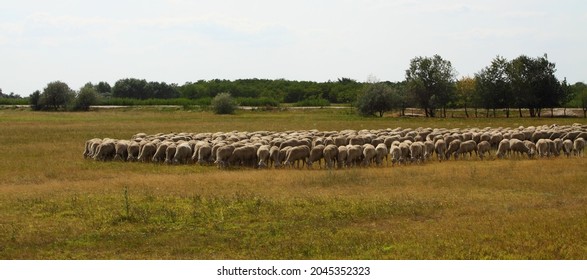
[211,93,237,114]
[0,97,28,106]
[294,98,330,107]
[237,97,280,107]
[73,84,98,111]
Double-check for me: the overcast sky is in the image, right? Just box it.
[1,0,586,96]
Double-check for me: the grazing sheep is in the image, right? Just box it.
[137,142,157,162]
[398,142,411,164]
[113,140,130,161]
[374,143,388,166]
[477,141,491,160]
[164,143,177,164]
[269,146,280,167]
[190,141,207,163]
[423,141,435,161]
[523,140,537,158]
[257,145,271,168]
[362,144,377,167]
[509,139,531,158]
[173,143,193,164]
[552,138,563,157]
[455,140,477,160]
[196,143,212,165]
[390,145,402,166]
[337,146,348,168]
[334,136,348,147]
[83,138,102,158]
[283,146,310,168]
[434,139,447,162]
[536,139,550,158]
[274,146,292,168]
[574,138,585,157]
[215,145,235,168]
[323,144,338,169]
[496,139,510,159]
[307,144,325,169]
[562,139,573,157]
[87,125,586,170]
[230,145,258,167]
[445,139,462,160]
[126,141,140,162]
[93,139,116,161]
[152,142,171,163]
[489,133,504,148]
[409,142,424,164]
[346,145,364,167]
[349,136,365,146]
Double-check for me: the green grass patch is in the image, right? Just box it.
[0,108,586,259]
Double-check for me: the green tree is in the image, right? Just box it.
[571,82,587,118]
[112,78,150,99]
[40,81,74,110]
[508,54,561,117]
[405,55,457,117]
[355,82,394,117]
[95,81,112,96]
[455,76,476,118]
[475,56,511,117]
[74,83,98,111]
[211,92,237,114]
[29,90,41,111]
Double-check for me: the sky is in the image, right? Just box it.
[1,0,586,96]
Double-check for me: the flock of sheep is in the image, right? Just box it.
[84,123,586,169]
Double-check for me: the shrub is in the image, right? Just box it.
[211,93,237,114]
[294,97,330,107]
[356,83,394,117]
[73,84,98,111]
[237,97,280,107]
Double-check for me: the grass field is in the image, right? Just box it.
[0,107,586,259]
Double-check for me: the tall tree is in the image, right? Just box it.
[475,56,511,117]
[572,82,587,118]
[112,78,150,99]
[508,54,560,117]
[355,82,394,117]
[455,76,476,118]
[405,55,457,117]
[74,83,99,111]
[95,81,112,95]
[29,90,41,111]
[40,81,74,110]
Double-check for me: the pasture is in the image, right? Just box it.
[0,107,586,259]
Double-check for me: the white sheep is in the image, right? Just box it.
[323,144,339,169]
[374,143,388,166]
[256,145,271,168]
[283,145,310,168]
[476,141,491,160]
[574,138,585,157]
[562,139,573,157]
[445,139,461,160]
[536,139,550,158]
[409,142,424,164]
[361,144,377,167]
[455,140,477,160]
[496,139,510,159]
[337,146,348,169]
[434,139,447,162]
[307,144,325,169]
[389,144,402,166]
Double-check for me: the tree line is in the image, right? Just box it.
[8,53,587,117]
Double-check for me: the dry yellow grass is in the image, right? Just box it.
[0,108,586,259]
